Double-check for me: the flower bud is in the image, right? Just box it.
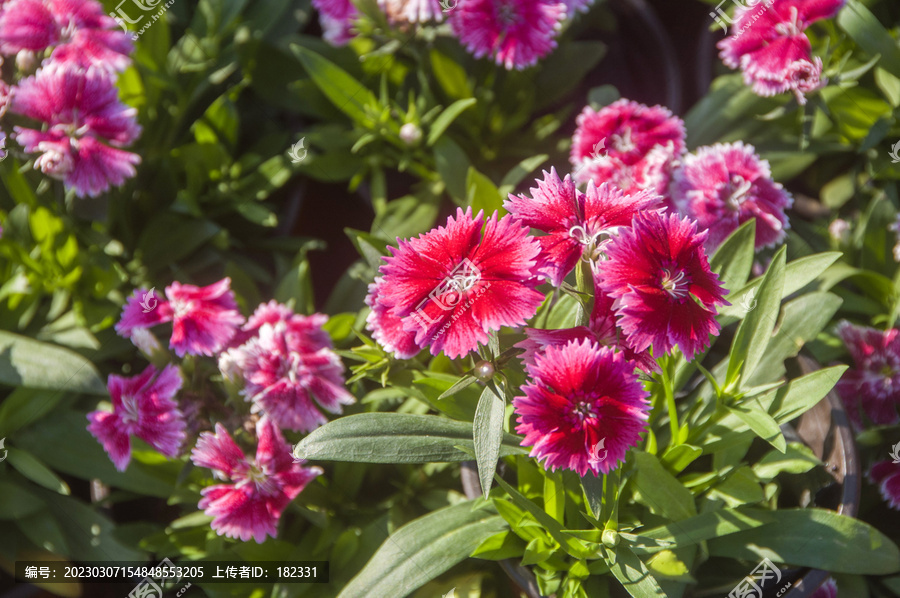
[399,123,422,146]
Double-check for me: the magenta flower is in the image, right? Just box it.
[311,0,357,45]
[869,461,900,511]
[718,0,844,104]
[570,99,686,198]
[448,0,566,70]
[505,168,660,286]
[220,317,354,433]
[373,207,544,359]
[87,364,185,471]
[517,276,658,374]
[11,62,141,197]
[597,211,728,362]
[835,321,900,428]
[513,339,650,476]
[0,0,133,71]
[808,579,837,598]
[191,418,323,543]
[229,300,331,351]
[115,278,245,358]
[379,0,444,23]
[672,142,793,253]
[365,277,422,360]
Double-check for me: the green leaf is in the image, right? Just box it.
[710,219,756,293]
[0,331,105,395]
[40,490,143,560]
[290,45,381,126]
[629,508,772,554]
[659,444,702,475]
[708,466,765,508]
[646,550,693,582]
[609,544,666,598]
[0,388,65,439]
[338,502,506,598]
[498,155,550,197]
[436,375,478,401]
[433,137,471,202]
[708,508,900,574]
[17,510,69,554]
[494,476,592,559]
[137,212,221,272]
[752,443,821,481]
[745,292,842,387]
[719,252,841,322]
[0,479,45,519]
[429,49,472,100]
[6,448,70,495]
[293,413,527,463]
[471,530,526,560]
[728,402,786,453]
[837,1,900,80]
[473,384,506,499]
[466,167,504,216]
[631,451,696,522]
[427,99,477,146]
[726,247,786,389]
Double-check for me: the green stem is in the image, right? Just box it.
[660,357,679,448]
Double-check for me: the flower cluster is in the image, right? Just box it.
[717,0,846,104]
[570,99,793,253]
[0,0,141,197]
[312,0,597,70]
[88,279,350,542]
[835,321,900,428]
[366,154,729,476]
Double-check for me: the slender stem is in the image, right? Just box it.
[660,357,679,448]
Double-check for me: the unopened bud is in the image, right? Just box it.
[399,123,422,146]
[474,361,494,382]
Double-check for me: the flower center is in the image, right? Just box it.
[774,6,802,36]
[119,394,140,425]
[569,223,618,261]
[497,2,519,26]
[660,268,690,299]
[724,174,753,211]
[571,400,598,422]
[610,127,636,153]
[243,461,278,495]
[171,298,195,319]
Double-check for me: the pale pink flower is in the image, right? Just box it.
[448,0,566,70]
[11,62,141,197]
[672,142,793,253]
[570,99,685,199]
[379,0,444,23]
[0,0,134,71]
[115,279,245,358]
[87,364,185,471]
[718,0,844,104]
[220,314,354,433]
[191,418,322,543]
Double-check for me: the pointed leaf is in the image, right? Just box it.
[338,502,506,598]
[293,413,527,463]
[474,384,506,499]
